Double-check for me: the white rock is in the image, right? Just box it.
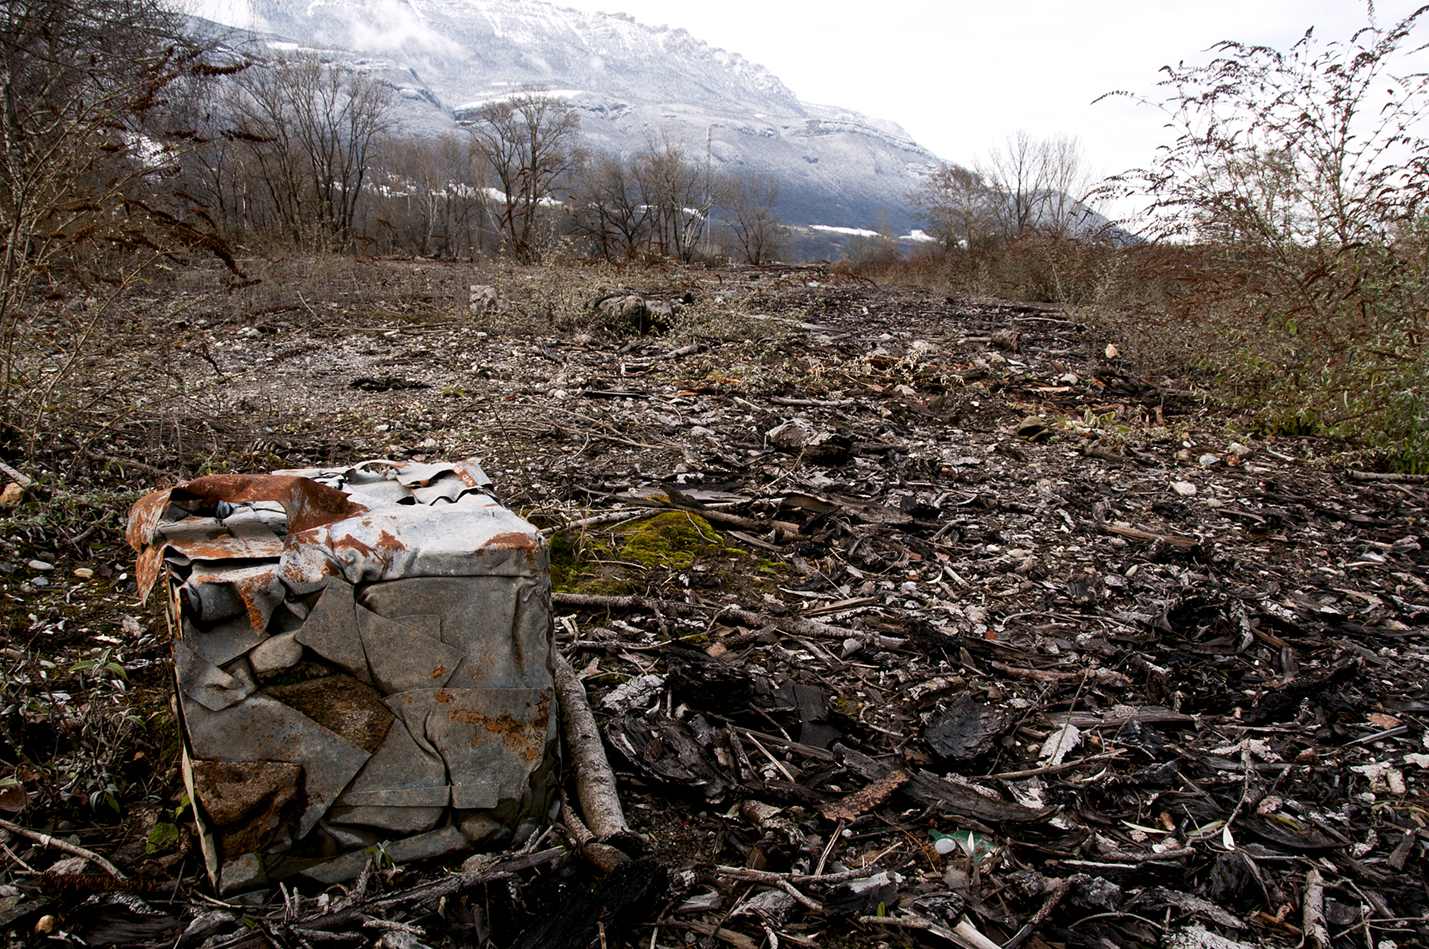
[1172,481,1198,497]
[249,631,303,675]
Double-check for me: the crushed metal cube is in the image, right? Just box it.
[127,459,558,891]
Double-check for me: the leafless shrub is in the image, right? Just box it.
[1100,8,1429,467]
[0,0,240,466]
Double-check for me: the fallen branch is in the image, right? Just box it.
[858,913,1004,949]
[551,593,903,648]
[1346,469,1429,483]
[660,918,760,949]
[1303,868,1330,949]
[1100,523,1200,548]
[0,817,127,880]
[714,868,823,913]
[1004,878,1070,949]
[627,497,802,541]
[715,863,889,886]
[553,648,642,851]
[539,508,657,536]
[291,847,563,933]
[559,799,630,874]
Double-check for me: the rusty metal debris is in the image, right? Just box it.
[127,458,557,892]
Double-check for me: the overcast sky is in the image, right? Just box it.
[554,0,1427,189]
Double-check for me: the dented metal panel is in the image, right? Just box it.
[128,458,558,893]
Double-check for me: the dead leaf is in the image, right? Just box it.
[819,769,909,823]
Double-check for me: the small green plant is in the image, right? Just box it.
[146,821,182,854]
[70,647,129,681]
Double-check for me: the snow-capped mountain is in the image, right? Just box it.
[191,0,943,232]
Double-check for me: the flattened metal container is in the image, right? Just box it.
[127,459,558,891]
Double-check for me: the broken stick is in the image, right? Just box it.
[553,650,643,853]
[560,799,630,875]
[0,816,126,880]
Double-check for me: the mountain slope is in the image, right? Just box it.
[194,0,943,232]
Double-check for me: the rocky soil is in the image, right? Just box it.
[0,257,1426,949]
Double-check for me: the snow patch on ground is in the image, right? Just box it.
[810,225,879,237]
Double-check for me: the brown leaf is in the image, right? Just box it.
[819,769,909,823]
[0,783,29,813]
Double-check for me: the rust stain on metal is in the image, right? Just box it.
[170,535,285,562]
[375,529,404,551]
[128,474,367,600]
[446,693,550,761]
[332,533,377,558]
[180,474,367,533]
[484,531,536,550]
[484,531,540,568]
[231,570,279,631]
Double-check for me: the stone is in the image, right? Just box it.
[468,284,497,315]
[186,614,268,669]
[388,687,554,809]
[262,674,394,755]
[249,631,303,676]
[299,826,471,885]
[175,641,256,712]
[218,853,267,896]
[1017,416,1050,442]
[336,715,448,809]
[326,805,445,834]
[295,579,370,684]
[457,810,511,846]
[991,328,1021,352]
[191,760,303,857]
[355,610,460,693]
[184,694,371,839]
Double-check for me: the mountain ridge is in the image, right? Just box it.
[191,0,946,232]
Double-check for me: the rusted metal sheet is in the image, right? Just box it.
[128,458,557,893]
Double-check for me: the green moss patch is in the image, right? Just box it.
[550,511,776,598]
[618,512,723,569]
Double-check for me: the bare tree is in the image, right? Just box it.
[727,171,784,264]
[225,53,393,250]
[465,88,582,261]
[361,133,493,257]
[636,136,724,263]
[908,164,997,252]
[977,132,1096,240]
[568,150,653,260]
[1033,134,1098,237]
